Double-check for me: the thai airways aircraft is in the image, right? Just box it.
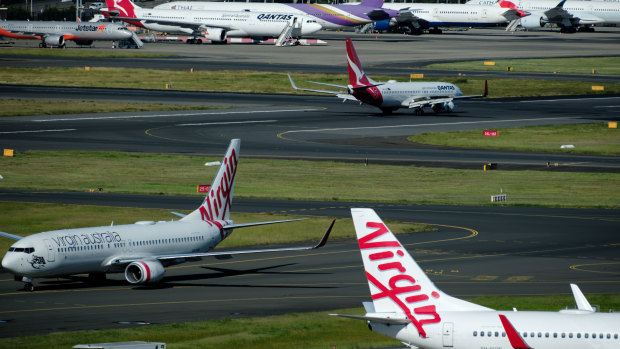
[101,0,323,44]
[0,20,132,48]
[468,0,620,32]
[288,38,487,115]
[153,0,398,31]
[370,0,528,35]
[336,208,620,349]
[0,140,333,292]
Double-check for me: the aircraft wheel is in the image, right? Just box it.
[414,108,424,116]
[186,38,194,44]
[39,43,44,48]
[380,108,393,115]
[24,283,35,292]
[196,39,202,44]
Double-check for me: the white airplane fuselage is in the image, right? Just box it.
[366,81,463,110]
[382,3,517,27]
[0,20,132,45]
[373,310,620,349]
[2,219,228,278]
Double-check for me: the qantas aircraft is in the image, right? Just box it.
[337,208,620,349]
[101,0,323,44]
[468,0,620,32]
[153,0,398,31]
[0,140,333,291]
[0,20,132,48]
[288,38,487,115]
[370,0,528,35]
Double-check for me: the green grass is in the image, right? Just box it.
[0,202,434,253]
[408,123,620,156]
[0,47,174,58]
[0,151,619,208]
[425,57,620,75]
[1,67,619,97]
[0,294,617,348]
[0,99,228,117]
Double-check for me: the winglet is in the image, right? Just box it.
[483,80,488,97]
[570,284,594,312]
[499,314,531,349]
[311,219,335,249]
[288,73,300,90]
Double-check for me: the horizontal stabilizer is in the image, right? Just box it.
[570,284,594,312]
[226,218,306,229]
[330,313,411,325]
[170,211,186,218]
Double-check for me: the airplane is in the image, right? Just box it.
[368,0,529,35]
[336,207,620,349]
[467,0,620,32]
[152,0,399,31]
[0,139,333,292]
[288,38,487,115]
[0,20,133,48]
[101,0,323,44]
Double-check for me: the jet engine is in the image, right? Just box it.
[432,101,455,113]
[203,27,227,43]
[519,15,546,29]
[44,35,65,47]
[124,260,165,284]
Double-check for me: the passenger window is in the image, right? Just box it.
[577,333,581,338]
[562,333,566,338]
[481,331,484,337]
[473,331,477,337]
[545,333,549,338]
[538,333,542,338]
[523,332,527,338]
[495,332,499,337]
[569,333,573,338]
[585,333,589,338]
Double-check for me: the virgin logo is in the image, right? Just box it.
[198,149,237,222]
[359,222,441,338]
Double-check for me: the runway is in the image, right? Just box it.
[0,194,618,337]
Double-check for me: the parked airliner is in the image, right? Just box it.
[369,0,528,35]
[288,38,487,115]
[337,208,620,349]
[101,0,323,44]
[0,139,333,291]
[468,0,620,32]
[0,20,132,48]
[153,0,398,31]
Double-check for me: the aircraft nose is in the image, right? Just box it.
[1,253,18,274]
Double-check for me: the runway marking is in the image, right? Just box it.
[32,108,318,122]
[0,128,76,134]
[520,96,620,103]
[570,262,620,274]
[277,116,582,137]
[177,120,277,127]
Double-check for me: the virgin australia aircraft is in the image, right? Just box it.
[0,139,333,292]
[288,38,487,115]
[101,0,322,44]
[153,0,398,31]
[337,208,620,349]
[0,20,132,48]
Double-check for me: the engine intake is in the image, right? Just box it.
[124,260,165,284]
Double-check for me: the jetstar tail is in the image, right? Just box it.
[347,208,490,337]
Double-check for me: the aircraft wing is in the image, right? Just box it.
[394,9,427,29]
[501,9,528,21]
[107,219,334,265]
[0,26,42,39]
[114,17,234,31]
[288,74,346,95]
[0,231,24,241]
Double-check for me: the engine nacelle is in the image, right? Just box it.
[124,260,165,284]
[432,101,455,113]
[44,35,65,47]
[519,16,546,29]
[372,19,392,31]
[203,27,227,43]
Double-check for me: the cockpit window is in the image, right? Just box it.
[8,247,34,253]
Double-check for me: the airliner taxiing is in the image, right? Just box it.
[336,208,620,349]
[0,20,133,48]
[0,139,333,291]
[102,0,323,44]
[289,38,487,115]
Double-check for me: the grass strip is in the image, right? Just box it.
[0,47,174,58]
[0,294,617,348]
[1,67,619,97]
[0,99,228,117]
[408,123,620,156]
[1,151,618,208]
[424,57,620,75]
[0,202,434,253]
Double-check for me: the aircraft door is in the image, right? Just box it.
[44,239,55,262]
[433,8,439,18]
[482,9,487,18]
[442,322,454,347]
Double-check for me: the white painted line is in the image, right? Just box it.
[178,120,277,127]
[520,96,620,103]
[284,117,582,134]
[32,108,317,122]
[0,129,77,134]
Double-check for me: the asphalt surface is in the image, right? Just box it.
[0,28,618,339]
